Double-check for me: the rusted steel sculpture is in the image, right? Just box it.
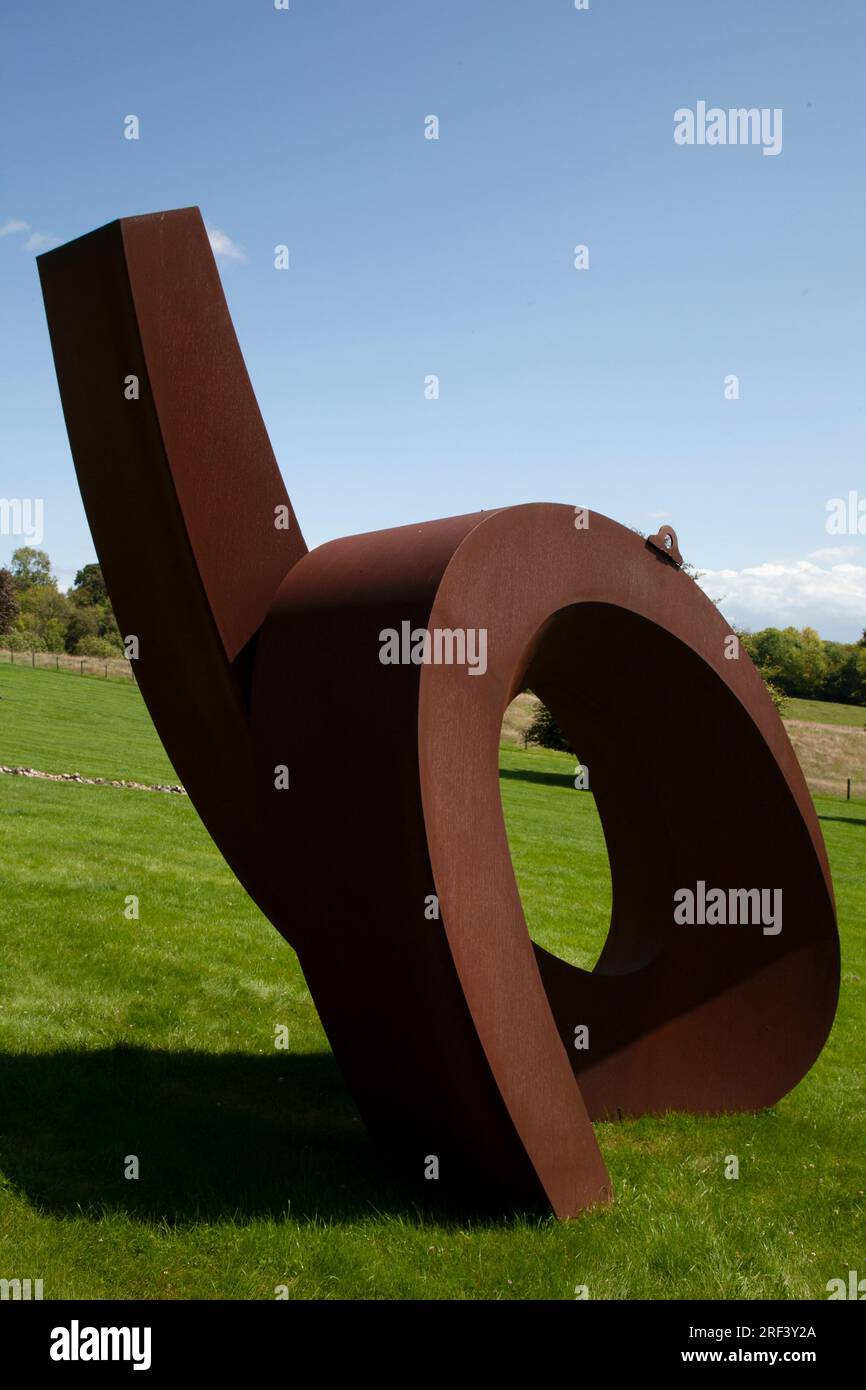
[38,209,839,1218]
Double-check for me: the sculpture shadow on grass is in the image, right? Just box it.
[498,767,577,791]
[0,1047,516,1226]
[817,813,866,829]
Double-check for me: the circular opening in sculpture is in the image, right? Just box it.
[499,692,613,970]
[499,595,794,987]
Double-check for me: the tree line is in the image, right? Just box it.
[739,625,866,706]
[525,624,866,752]
[2,547,865,706]
[0,548,123,659]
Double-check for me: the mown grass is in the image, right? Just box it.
[499,748,610,969]
[0,664,176,784]
[783,696,866,729]
[0,664,863,1299]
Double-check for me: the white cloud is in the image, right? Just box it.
[23,231,54,251]
[1,218,56,251]
[206,225,246,263]
[697,557,866,638]
[807,545,858,564]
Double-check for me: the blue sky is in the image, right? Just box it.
[1,1,864,637]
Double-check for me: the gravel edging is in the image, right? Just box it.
[0,765,186,795]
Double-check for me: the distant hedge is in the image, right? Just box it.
[740,627,866,706]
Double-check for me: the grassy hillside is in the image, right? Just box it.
[503,691,866,743]
[502,689,866,800]
[0,664,176,784]
[0,663,863,1299]
[783,697,866,728]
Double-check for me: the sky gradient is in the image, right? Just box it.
[2,1,864,637]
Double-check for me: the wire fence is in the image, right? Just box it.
[804,776,864,803]
[3,648,864,803]
[0,647,135,682]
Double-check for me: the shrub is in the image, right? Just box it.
[64,607,100,652]
[72,635,124,658]
[4,628,47,653]
[524,702,572,753]
[764,679,788,717]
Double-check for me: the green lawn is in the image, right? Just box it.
[0,664,176,784]
[784,696,866,728]
[0,664,863,1299]
[499,748,610,969]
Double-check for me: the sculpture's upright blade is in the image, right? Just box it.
[38,209,305,916]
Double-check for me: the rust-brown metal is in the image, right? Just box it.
[38,208,840,1219]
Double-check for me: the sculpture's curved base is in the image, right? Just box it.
[252,505,838,1218]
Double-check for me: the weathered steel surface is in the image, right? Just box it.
[38,208,839,1218]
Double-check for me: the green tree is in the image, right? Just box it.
[98,604,122,647]
[70,563,108,607]
[737,628,789,714]
[524,702,572,753]
[0,568,19,635]
[4,628,47,652]
[73,634,122,659]
[744,627,821,699]
[10,546,55,591]
[16,585,73,649]
[797,626,828,698]
[762,679,788,717]
[63,606,100,653]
